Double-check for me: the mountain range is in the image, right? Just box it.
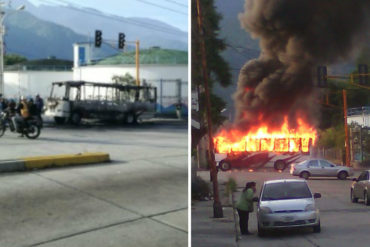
[4,0,188,60]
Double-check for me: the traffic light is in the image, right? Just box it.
[358,64,368,85]
[95,30,102,47]
[317,66,327,87]
[118,33,125,49]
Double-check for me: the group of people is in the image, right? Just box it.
[0,94,44,135]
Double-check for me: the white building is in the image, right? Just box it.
[4,69,72,98]
[348,107,370,127]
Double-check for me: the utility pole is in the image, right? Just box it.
[343,89,351,167]
[0,3,25,95]
[0,4,5,95]
[195,0,223,218]
[135,40,140,86]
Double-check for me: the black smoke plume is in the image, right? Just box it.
[234,0,370,130]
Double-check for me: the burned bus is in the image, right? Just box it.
[45,81,157,124]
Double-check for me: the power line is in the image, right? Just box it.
[162,0,188,8]
[37,0,186,36]
[135,0,187,15]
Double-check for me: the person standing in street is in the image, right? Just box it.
[236,182,257,235]
[35,94,44,127]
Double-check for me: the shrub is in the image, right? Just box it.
[192,176,210,200]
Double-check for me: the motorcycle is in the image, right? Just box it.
[0,111,41,139]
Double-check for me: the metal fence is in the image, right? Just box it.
[143,79,188,117]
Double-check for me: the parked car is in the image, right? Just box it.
[290,159,353,180]
[257,179,321,237]
[351,170,370,206]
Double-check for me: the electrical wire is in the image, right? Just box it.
[135,0,187,15]
[162,0,188,8]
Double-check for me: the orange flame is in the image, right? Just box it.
[214,117,316,154]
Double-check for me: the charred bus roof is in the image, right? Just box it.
[51,81,155,90]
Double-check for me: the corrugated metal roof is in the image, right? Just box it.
[96,48,187,65]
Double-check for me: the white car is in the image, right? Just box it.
[257,179,321,237]
[351,170,370,205]
[290,159,353,180]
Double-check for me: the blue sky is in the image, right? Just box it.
[26,0,188,32]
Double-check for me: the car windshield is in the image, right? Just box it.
[261,182,312,201]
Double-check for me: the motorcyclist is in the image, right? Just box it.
[1,99,16,131]
[14,96,30,137]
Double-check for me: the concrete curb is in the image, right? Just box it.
[0,152,110,172]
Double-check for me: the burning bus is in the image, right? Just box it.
[213,117,316,171]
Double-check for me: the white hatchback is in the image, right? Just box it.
[257,179,321,237]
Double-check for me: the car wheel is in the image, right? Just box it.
[274,160,286,171]
[351,189,358,203]
[219,161,231,171]
[313,221,321,233]
[300,171,310,180]
[337,171,348,180]
[364,191,370,206]
[257,224,266,237]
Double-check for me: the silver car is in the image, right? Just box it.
[351,170,370,206]
[290,159,353,180]
[257,179,321,237]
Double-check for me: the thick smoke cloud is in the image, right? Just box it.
[234,0,370,130]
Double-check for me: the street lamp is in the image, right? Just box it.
[0,3,25,95]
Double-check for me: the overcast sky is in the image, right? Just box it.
[25,0,188,32]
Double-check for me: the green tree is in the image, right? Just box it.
[112,73,136,86]
[4,54,27,65]
[191,0,232,148]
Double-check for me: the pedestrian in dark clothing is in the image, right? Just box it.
[7,99,16,116]
[236,182,257,235]
[0,94,7,112]
[35,95,44,114]
[28,99,38,118]
[35,94,44,127]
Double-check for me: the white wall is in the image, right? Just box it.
[73,64,188,83]
[348,114,370,127]
[3,64,188,108]
[4,71,73,99]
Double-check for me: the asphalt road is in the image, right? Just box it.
[194,169,370,247]
[0,121,188,247]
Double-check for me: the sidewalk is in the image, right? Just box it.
[191,200,236,247]
[191,194,275,247]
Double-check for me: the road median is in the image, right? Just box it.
[0,152,110,172]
